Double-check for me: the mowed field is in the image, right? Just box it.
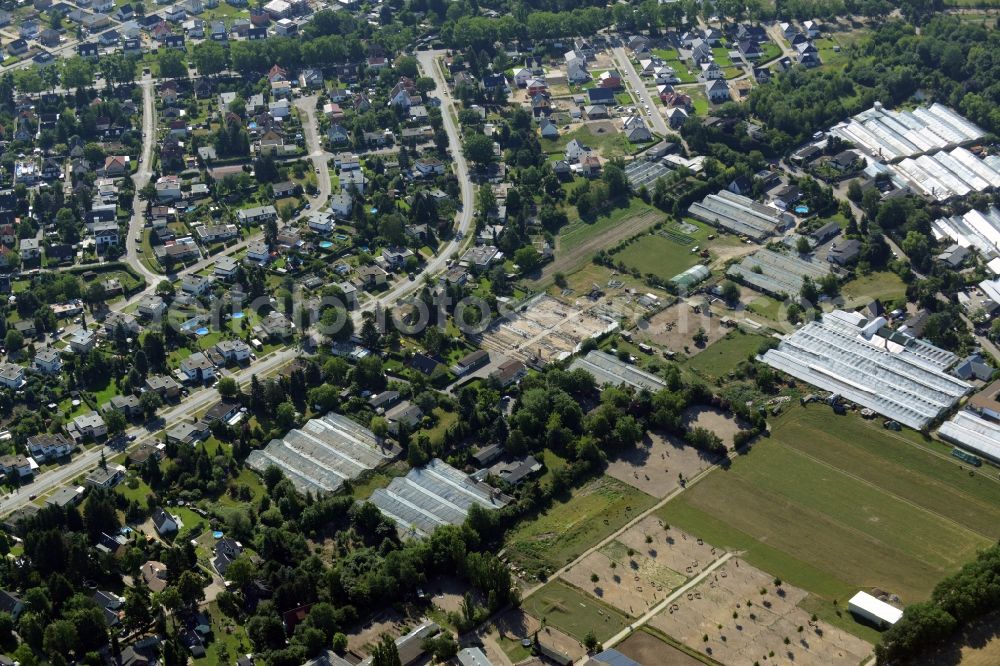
[505,476,657,575]
[685,331,769,381]
[521,579,630,643]
[658,407,1000,639]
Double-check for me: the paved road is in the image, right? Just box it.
[612,46,670,137]
[124,75,161,289]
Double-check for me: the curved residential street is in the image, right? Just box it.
[3,51,477,518]
[124,76,161,289]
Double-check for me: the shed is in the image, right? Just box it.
[848,591,903,627]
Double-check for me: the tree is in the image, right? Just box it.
[371,634,402,666]
[513,246,541,273]
[276,401,297,430]
[462,133,495,167]
[105,409,127,437]
[43,620,78,661]
[157,50,187,79]
[192,41,226,76]
[61,57,94,92]
[217,376,239,399]
[4,329,22,353]
[583,630,600,652]
[796,236,812,254]
[155,280,175,297]
[139,390,162,417]
[176,571,205,608]
[720,281,739,305]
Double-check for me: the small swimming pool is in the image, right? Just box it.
[335,234,348,241]
[212,531,224,539]
[232,311,244,319]
[319,240,334,248]
[794,205,810,214]
[195,327,209,336]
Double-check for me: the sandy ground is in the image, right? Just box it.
[681,405,745,448]
[561,516,722,617]
[488,609,586,663]
[649,558,872,666]
[616,631,704,666]
[605,432,717,498]
[636,301,730,356]
[346,609,408,655]
[427,575,474,615]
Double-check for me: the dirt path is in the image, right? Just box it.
[532,209,665,288]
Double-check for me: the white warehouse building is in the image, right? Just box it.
[848,591,903,628]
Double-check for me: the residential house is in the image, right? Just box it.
[237,205,277,226]
[214,256,239,281]
[622,115,652,142]
[152,508,178,535]
[27,433,73,462]
[33,347,62,375]
[701,61,724,80]
[67,411,108,442]
[155,175,182,201]
[145,374,180,399]
[93,220,119,249]
[101,394,142,418]
[213,538,243,576]
[137,295,167,319]
[0,363,24,389]
[491,359,527,387]
[180,352,215,383]
[539,117,559,138]
[69,329,96,353]
[586,87,615,104]
[705,79,731,103]
[214,340,251,363]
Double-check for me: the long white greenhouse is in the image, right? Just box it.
[759,311,971,429]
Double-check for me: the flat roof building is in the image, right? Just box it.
[760,310,970,429]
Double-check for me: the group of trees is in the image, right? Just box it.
[877,543,1000,664]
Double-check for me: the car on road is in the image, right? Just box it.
[315,167,320,174]
[128,434,136,441]
[305,203,311,209]
[29,494,36,501]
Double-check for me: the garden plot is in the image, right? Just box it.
[649,558,872,666]
[560,516,721,616]
[605,432,718,498]
[478,294,616,365]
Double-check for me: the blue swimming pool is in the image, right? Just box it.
[335,234,348,241]
[232,311,244,319]
[795,205,810,214]
[195,327,209,336]
[319,240,334,248]
[212,531,224,539]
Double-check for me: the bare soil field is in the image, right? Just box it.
[560,516,722,616]
[605,432,717,498]
[617,631,706,666]
[916,610,1000,666]
[636,302,730,356]
[649,558,872,666]
[682,406,745,448]
[427,574,475,615]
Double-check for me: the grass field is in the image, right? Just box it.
[558,197,658,252]
[522,580,631,642]
[658,407,1000,639]
[745,295,784,322]
[613,221,712,281]
[541,124,633,159]
[505,476,657,575]
[840,271,906,307]
[685,331,768,381]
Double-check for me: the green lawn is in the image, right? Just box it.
[745,296,783,322]
[541,125,634,159]
[685,331,768,381]
[423,408,457,447]
[558,197,660,253]
[613,220,712,282]
[193,601,252,666]
[658,406,1000,638]
[840,271,906,308]
[505,476,657,575]
[759,42,782,62]
[522,580,631,642]
[711,48,733,66]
